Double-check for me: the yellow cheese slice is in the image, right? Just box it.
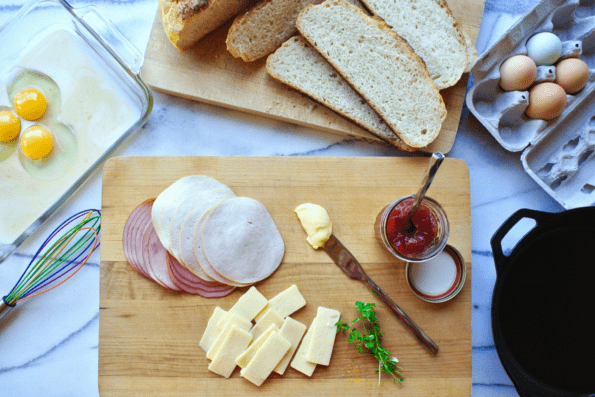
[240,332,291,386]
[208,325,252,378]
[250,308,284,341]
[217,286,268,330]
[254,284,306,322]
[235,324,279,368]
[306,306,340,365]
[273,317,307,375]
[199,307,227,353]
[290,317,317,376]
[206,312,252,360]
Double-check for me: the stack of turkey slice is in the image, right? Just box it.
[123,176,285,297]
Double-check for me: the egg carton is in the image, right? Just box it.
[466,0,595,209]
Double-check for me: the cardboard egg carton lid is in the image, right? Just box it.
[465,0,595,209]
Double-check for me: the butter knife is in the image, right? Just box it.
[323,233,439,354]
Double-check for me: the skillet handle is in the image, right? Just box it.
[490,209,552,275]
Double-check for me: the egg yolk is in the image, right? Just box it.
[0,110,21,142]
[13,88,47,121]
[20,125,53,160]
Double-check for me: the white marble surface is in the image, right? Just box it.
[0,0,565,395]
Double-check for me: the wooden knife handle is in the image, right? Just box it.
[367,278,439,355]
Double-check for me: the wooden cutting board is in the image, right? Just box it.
[140,0,486,153]
[99,156,471,396]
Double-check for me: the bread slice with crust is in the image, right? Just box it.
[266,36,414,151]
[226,0,325,62]
[159,0,254,52]
[296,0,446,148]
[358,0,468,90]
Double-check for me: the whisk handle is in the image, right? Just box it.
[0,298,15,323]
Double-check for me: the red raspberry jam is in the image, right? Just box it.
[386,198,439,257]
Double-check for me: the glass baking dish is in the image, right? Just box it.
[0,0,153,263]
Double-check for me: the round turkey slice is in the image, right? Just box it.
[155,176,233,247]
[192,208,251,287]
[178,198,234,283]
[201,197,285,284]
[151,176,210,241]
[168,189,236,260]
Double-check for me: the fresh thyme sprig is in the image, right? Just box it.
[336,301,404,385]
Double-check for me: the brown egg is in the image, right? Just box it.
[555,58,590,94]
[526,83,567,120]
[499,55,537,91]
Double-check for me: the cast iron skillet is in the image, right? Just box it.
[491,208,595,397]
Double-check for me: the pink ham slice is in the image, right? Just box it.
[167,254,235,298]
[144,227,181,291]
[123,199,154,279]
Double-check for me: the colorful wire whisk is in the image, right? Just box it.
[0,209,101,323]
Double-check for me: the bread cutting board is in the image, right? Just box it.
[140,0,486,153]
[99,156,471,396]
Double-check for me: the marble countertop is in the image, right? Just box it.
[0,0,564,395]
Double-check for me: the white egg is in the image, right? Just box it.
[526,32,562,66]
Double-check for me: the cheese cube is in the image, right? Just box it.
[306,307,340,365]
[235,324,279,368]
[199,307,227,353]
[273,317,307,375]
[240,332,291,386]
[217,286,268,330]
[206,312,252,360]
[250,308,284,341]
[208,325,252,378]
[290,317,317,376]
[254,285,306,321]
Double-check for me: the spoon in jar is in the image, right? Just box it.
[404,152,445,233]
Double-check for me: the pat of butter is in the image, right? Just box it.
[208,325,252,378]
[236,324,279,369]
[199,307,227,353]
[217,286,268,330]
[306,306,340,365]
[250,308,284,341]
[240,332,291,387]
[207,312,252,360]
[290,317,317,376]
[295,203,332,249]
[274,317,307,375]
[254,284,306,322]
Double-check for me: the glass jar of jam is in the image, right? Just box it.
[375,195,449,262]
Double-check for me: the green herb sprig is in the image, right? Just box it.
[336,301,404,385]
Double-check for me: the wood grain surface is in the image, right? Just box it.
[140,0,486,154]
[99,156,471,396]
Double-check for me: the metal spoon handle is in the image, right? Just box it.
[367,279,439,354]
[410,152,445,215]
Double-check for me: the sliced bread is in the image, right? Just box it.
[159,0,254,52]
[266,36,414,151]
[462,29,478,73]
[296,0,446,148]
[226,0,325,62]
[359,0,468,90]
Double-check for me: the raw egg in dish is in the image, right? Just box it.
[20,125,53,159]
[0,107,19,162]
[555,58,590,94]
[7,68,61,120]
[0,109,21,142]
[18,120,78,181]
[526,82,567,120]
[499,55,537,91]
[13,88,47,121]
